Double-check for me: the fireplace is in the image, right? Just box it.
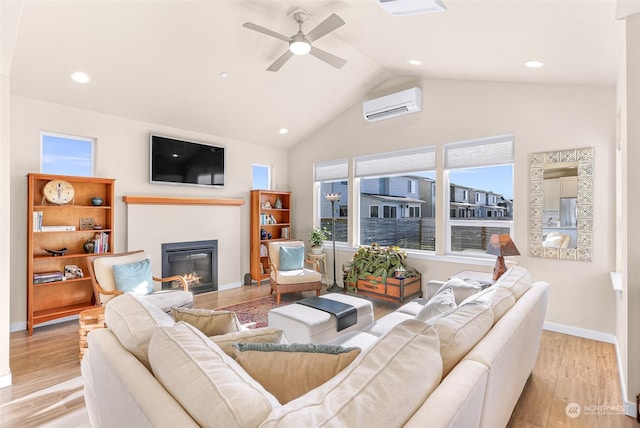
[161,240,217,295]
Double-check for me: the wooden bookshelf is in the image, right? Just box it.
[250,190,291,282]
[27,173,115,335]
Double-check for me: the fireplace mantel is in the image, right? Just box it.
[122,195,245,206]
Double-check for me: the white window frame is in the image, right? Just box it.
[40,131,95,176]
[314,159,349,243]
[444,135,514,255]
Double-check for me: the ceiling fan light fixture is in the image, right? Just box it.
[289,38,311,55]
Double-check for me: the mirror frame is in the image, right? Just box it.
[528,147,593,261]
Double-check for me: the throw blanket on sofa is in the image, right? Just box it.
[296,296,357,331]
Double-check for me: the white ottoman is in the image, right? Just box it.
[268,294,374,344]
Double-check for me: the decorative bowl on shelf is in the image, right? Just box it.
[93,225,104,230]
[46,248,69,257]
[91,197,104,206]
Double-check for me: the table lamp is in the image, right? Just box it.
[486,234,520,281]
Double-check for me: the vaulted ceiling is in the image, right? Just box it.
[6,0,624,149]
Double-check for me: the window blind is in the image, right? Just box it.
[314,159,348,182]
[354,146,436,178]
[444,136,514,170]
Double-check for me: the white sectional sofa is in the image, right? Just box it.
[82,266,549,428]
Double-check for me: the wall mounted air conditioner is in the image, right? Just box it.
[377,0,447,16]
[363,87,423,122]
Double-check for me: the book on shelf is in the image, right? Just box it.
[40,225,76,232]
[33,270,64,284]
[33,211,43,232]
[93,231,110,253]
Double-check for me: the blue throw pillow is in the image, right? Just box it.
[112,259,154,295]
[279,246,304,271]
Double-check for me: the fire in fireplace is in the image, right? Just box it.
[161,240,217,294]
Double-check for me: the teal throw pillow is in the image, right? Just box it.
[279,246,304,271]
[112,259,154,295]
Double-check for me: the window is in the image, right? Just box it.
[370,206,379,218]
[252,164,271,190]
[355,147,436,250]
[41,132,94,176]
[314,159,349,243]
[445,136,514,254]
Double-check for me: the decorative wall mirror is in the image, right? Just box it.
[529,147,593,261]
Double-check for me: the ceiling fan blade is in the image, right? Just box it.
[267,50,294,72]
[309,46,347,69]
[306,14,345,42]
[243,22,290,42]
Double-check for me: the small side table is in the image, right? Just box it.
[307,253,327,285]
[79,306,106,359]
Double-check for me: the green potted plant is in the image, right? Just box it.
[309,227,331,255]
[343,243,418,291]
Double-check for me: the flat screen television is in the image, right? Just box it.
[150,134,225,188]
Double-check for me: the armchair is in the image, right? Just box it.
[86,250,194,313]
[268,241,322,305]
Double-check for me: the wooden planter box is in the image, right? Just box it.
[356,274,422,303]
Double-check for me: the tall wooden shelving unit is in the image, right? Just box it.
[27,173,115,335]
[250,190,291,282]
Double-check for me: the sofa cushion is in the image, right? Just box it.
[429,302,494,377]
[148,322,280,428]
[260,319,442,427]
[460,287,516,323]
[112,258,154,295]
[363,311,413,337]
[415,286,457,321]
[232,343,361,404]
[142,290,193,313]
[172,307,241,336]
[494,266,532,300]
[104,293,174,370]
[210,327,287,357]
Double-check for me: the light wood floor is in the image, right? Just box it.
[1,285,636,427]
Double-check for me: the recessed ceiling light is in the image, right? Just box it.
[220,72,229,79]
[523,60,544,68]
[279,128,289,135]
[70,71,91,83]
[408,59,422,66]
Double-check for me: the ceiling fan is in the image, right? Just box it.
[243,11,347,72]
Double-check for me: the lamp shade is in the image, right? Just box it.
[486,234,520,257]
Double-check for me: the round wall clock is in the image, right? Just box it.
[43,180,75,205]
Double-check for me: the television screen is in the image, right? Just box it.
[150,134,225,187]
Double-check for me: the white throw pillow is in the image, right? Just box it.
[460,287,516,323]
[494,266,532,300]
[148,322,280,428]
[434,277,484,304]
[104,293,174,370]
[415,286,457,321]
[260,319,443,427]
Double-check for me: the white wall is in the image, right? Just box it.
[290,77,617,335]
[9,95,288,328]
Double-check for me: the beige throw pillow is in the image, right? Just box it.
[210,328,287,357]
[172,307,241,336]
[232,343,361,404]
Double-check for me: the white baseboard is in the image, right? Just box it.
[0,371,11,388]
[218,281,241,291]
[543,322,616,344]
[543,322,636,418]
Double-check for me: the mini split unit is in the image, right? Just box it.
[377,0,447,16]
[362,87,423,122]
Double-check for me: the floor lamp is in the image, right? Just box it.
[324,192,342,292]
